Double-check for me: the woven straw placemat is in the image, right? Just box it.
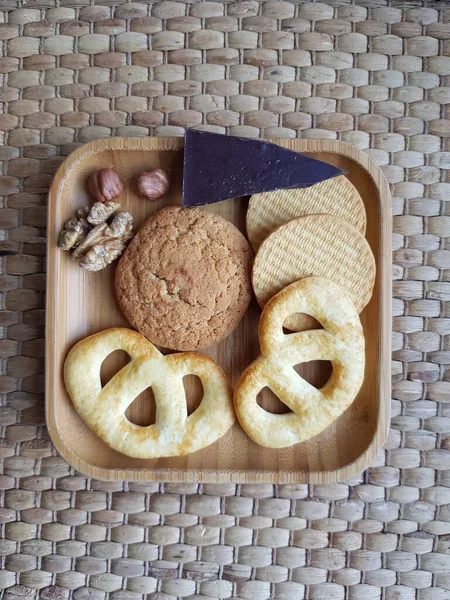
[1,1,450,599]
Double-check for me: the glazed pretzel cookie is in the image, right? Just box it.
[234,278,365,448]
[64,328,235,458]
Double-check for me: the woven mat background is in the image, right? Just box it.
[1,1,450,599]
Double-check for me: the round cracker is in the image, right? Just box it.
[252,214,375,331]
[246,176,366,252]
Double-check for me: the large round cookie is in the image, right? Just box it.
[252,214,375,331]
[247,176,366,252]
[115,206,253,351]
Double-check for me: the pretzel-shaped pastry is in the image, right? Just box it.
[64,328,235,458]
[234,277,365,448]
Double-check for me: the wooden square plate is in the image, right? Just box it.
[46,137,391,483]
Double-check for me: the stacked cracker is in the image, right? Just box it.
[246,176,376,328]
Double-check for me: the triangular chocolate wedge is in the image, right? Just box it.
[182,129,344,207]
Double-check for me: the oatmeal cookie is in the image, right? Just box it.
[115,206,253,350]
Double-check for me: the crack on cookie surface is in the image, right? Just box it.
[115,206,253,350]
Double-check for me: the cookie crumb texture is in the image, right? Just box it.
[115,206,253,351]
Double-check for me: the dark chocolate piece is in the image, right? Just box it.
[182,129,345,207]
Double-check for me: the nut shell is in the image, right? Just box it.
[88,169,124,202]
[136,168,170,201]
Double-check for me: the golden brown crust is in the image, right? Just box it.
[64,327,235,458]
[115,206,253,351]
[234,277,365,448]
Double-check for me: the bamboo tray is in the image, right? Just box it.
[46,137,391,483]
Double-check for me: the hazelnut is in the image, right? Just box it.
[136,168,170,201]
[88,168,124,203]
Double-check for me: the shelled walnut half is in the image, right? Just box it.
[58,201,134,272]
